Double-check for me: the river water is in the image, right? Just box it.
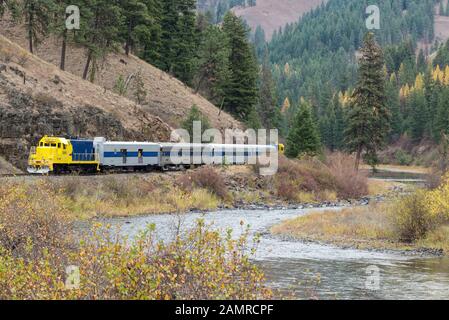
[107,205,449,300]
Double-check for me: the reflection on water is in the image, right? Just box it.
[107,207,449,300]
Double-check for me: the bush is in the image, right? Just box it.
[275,154,369,202]
[326,152,368,199]
[390,191,433,242]
[0,220,271,300]
[394,150,413,166]
[179,166,228,199]
[0,181,73,260]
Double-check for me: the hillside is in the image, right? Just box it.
[0,34,175,170]
[0,18,242,132]
[435,0,449,44]
[233,0,326,39]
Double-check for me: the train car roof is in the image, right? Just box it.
[103,141,161,146]
[160,143,276,148]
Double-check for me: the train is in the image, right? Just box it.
[27,136,284,174]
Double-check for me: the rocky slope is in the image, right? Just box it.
[0,34,172,170]
[0,17,242,131]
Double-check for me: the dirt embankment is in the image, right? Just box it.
[0,34,172,170]
[0,18,242,131]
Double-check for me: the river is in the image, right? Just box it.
[106,204,449,300]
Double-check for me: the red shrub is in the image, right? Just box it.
[326,152,368,199]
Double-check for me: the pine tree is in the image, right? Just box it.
[181,104,211,142]
[258,48,281,130]
[172,0,197,84]
[159,0,179,73]
[80,0,124,81]
[254,25,266,60]
[120,0,152,56]
[345,32,390,170]
[138,0,162,67]
[193,25,230,105]
[222,12,258,121]
[286,101,321,158]
[386,73,402,141]
[19,0,58,54]
[410,89,427,141]
[436,87,449,139]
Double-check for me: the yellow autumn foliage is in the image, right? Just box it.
[391,173,449,242]
[0,183,271,300]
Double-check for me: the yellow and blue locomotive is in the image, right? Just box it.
[28,136,99,174]
[28,136,284,174]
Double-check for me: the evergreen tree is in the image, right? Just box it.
[172,0,197,84]
[435,39,449,68]
[120,0,152,56]
[193,25,230,105]
[222,12,258,121]
[258,48,281,130]
[138,0,162,67]
[345,32,390,170]
[435,87,449,139]
[181,104,211,142]
[19,0,58,54]
[286,101,321,158]
[159,0,179,73]
[320,94,344,151]
[410,89,427,141]
[254,25,266,60]
[80,0,124,81]
[386,73,402,141]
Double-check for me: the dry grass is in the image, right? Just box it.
[272,193,449,254]
[367,179,407,196]
[271,205,395,249]
[52,175,220,219]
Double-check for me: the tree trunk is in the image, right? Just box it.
[195,74,206,94]
[28,10,34,54]
[125,21,132,56]
[355,146,362,171]
[60,29,67,70]
[83,50,92,80]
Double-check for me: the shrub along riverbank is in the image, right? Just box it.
[272,174,449,255]
[0,182,271,299]
[1,153,387,220]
